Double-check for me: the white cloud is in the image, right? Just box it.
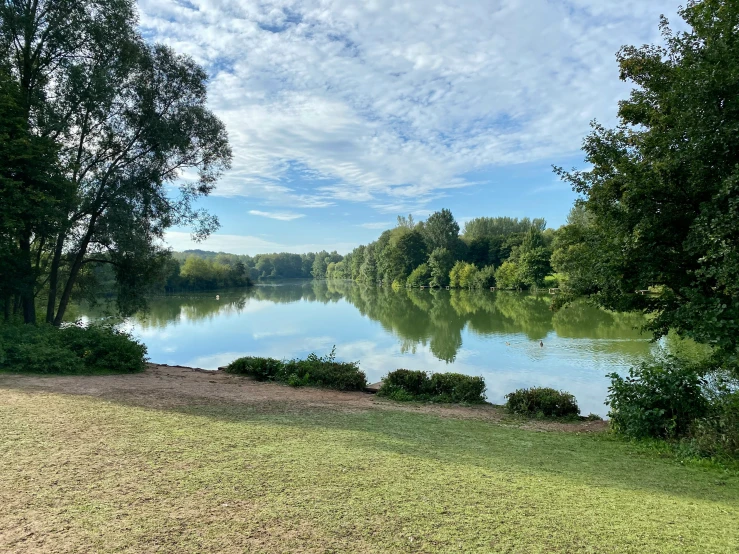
[358,221,392,230]
[248,210,305,221]
[139,0,680,211]
[164,231,356,255]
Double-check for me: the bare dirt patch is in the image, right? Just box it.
[0,363,608,432]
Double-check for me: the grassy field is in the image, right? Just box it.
[1,377,739,553]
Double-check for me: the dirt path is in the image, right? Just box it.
[0,363,608,433]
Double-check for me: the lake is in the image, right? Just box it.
[82,281,660,416]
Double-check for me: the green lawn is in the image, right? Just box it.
[1,389,738,553]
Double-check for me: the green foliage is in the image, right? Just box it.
[505,387,580,419]
[689,389,739,460]
[169,256,252,292]
[421,209,460,252]
[0,0,232,324]
[449,261,478,289]
[495,261,522,290]
[283,348,367,391]
[378,369,486,404]
[606,359,709,439]
[553,1,739,361]
[473,265,497,289]
[463,217,546,241]
[428,247,455,287]
[406,263,431,287]
[226,347,367,391]
[0,323,147,374]
[224,356,284,380]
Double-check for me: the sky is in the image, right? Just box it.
[139,0,684,255]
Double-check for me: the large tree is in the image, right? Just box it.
[555,0,739,362]
[421,209,461,253]
[0,0,231,324]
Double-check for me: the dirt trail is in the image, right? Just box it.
[0,363,608,433]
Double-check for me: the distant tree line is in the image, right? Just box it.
[338,211,556,290]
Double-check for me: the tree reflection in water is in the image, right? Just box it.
[104,281,654,363]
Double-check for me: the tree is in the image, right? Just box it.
[428,247,454,288]
[449,262,478,289]
[495,261,522,290]
[1,0,232,324]
[406,263,431,287]
[422,209,460,253]
[381,229,427,283]
[359,245,378,282]
[554,0,739,361]
[463,217,545,240]
[0,67,69,321]
[516,228,551,288]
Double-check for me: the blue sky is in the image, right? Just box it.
[139,0,683,255]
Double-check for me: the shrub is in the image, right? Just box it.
[606,358,708,439]
[282,347,367,391]
[59,324,148,373]
[428,372,486,403]
[0,323,147,374]
[688,391,739,459]
[505,387,580,418]
[383,369,429,395]
[225,356,284,380]
[225,347,367,391]
[378,369,486,404]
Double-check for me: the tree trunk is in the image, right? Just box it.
[18,229,36,324]
[46,231,65,324]
[52,219,96,326]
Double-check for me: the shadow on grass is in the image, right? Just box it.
[2,379,738,506]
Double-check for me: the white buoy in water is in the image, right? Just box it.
[216,294,220,300]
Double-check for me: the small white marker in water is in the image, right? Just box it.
[216,294,220,300]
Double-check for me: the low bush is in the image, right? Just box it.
[606,358,708,439]
[225,347,367,391]
[59,324,148,374]
[224,356,284,380]
[282,347,367,391]
[688,390,739,459]
[0,323,147,374]
[505,387,580,418]
[378,369,487,404]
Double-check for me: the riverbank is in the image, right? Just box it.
[2,365,737,552]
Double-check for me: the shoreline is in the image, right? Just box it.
[0,363,609,433]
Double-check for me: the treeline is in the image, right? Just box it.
[172,250,344,281]
[335,212,556,290]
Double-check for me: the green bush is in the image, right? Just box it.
[378,369,487,404]
[428,372,486,403]
[383,369,429,395]
[505,387,580,418]
[0,323,147,374]
[282,347,367,391]
[688,391,739,459]
[224,356,284,380]
[59,324,148,373]
[225,347,367,391]
[606,358,708,439]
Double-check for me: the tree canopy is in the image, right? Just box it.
[0,0,231,323]
[554,0,739,362]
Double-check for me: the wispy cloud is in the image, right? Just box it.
[248,210,305,221]
[164,231,355,255]
[139,0,680,212]
[358,222,392,230]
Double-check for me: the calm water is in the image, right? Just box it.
[82,281,659,416]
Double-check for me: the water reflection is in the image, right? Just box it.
[81,281,658,416]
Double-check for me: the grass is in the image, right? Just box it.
[1,390,739,552]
